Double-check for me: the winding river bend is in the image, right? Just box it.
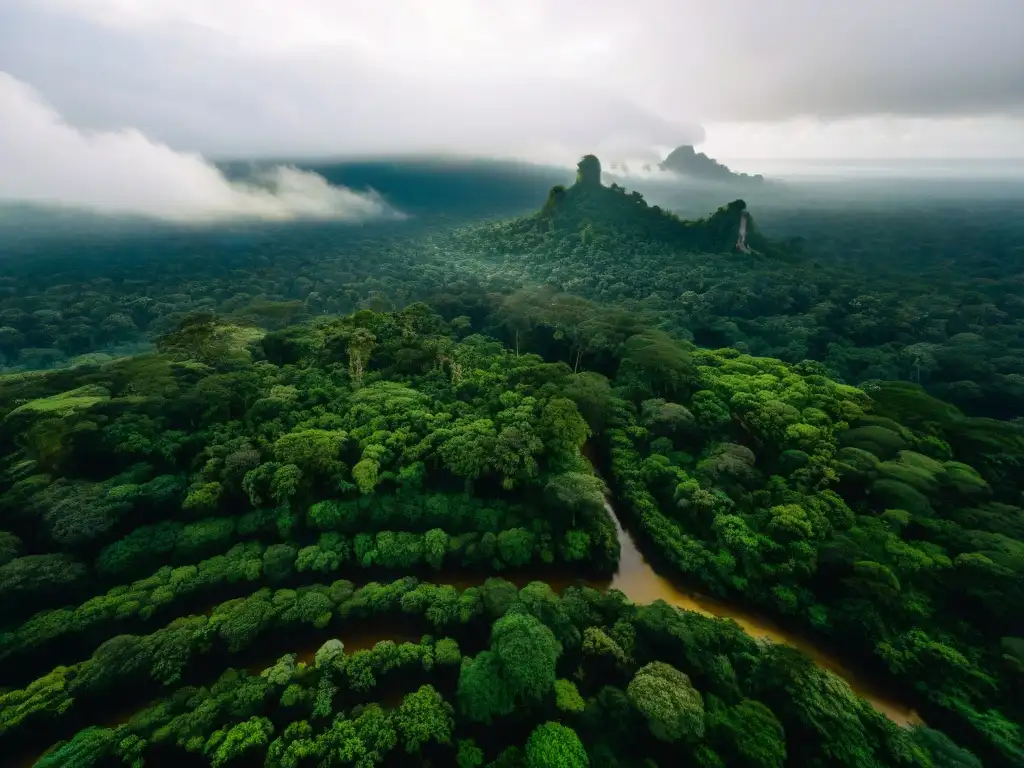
[271,498,920,726]
[595,500,922,726]
[242,499,921,727]
[18,499,921,767]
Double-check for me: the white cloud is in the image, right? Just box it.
[0,73,401,222]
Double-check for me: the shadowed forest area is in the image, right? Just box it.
[1,157,1023,767]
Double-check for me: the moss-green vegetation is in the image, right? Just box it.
[2,161,1022,766]
[606,347,1023,764]
[9,578,960,768]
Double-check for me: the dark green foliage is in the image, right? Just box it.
[524,721,588,768]
[0,553,87,610]
[263,544,298,584]
[598,322,1024,765]
[34,727,118,767]
[490,612,561,702]
[458,739,486,768]
[554,678,586,713]
[4,170,1022,768]
[706,696,786,768]
[0,530,23,566]
[627,661,705,742]
[457,611,562,724]
[2,571,994,768]
[95,520,182,578]
[911,726,982,768]
[394,684,454,752]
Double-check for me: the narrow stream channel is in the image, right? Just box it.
[20,499,921,766]
[253,499,921,727]
[596,500,922,726]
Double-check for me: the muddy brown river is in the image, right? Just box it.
[596,501,921,725]
[268,500,921,726]
[22,502,920,767]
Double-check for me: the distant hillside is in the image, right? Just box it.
[509,155,781,256]
[219,157,573,218]
[660,145,765,185]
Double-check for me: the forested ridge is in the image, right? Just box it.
[1,158,1022,767]
[6,162,1023,421]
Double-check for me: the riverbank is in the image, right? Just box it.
[235,496,921,727]
[596,499,922,725]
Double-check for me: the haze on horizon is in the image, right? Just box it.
[1,0,1023,220]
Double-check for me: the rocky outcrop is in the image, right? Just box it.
[660,145,764,185]
[736,210,751,253]
[533,157,775,255]
[575,154,603,187]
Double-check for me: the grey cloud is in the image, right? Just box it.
[0,0,1021,169]
[619,0,1024,121]
[0,5,701,160]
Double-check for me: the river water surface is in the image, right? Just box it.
[595,501,922,725]
[19,498,922,767]
[266,499,921,726]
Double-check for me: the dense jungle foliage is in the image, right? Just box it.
[1,157,1022,767]
[4,161,1024,420]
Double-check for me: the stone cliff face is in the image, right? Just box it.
[736,210,751,253]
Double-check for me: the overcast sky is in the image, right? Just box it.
[3,0,1023,160]
[2,0,1023,219]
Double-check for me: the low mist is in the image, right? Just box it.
[603,155,1024,220]
[0,74,401,223]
